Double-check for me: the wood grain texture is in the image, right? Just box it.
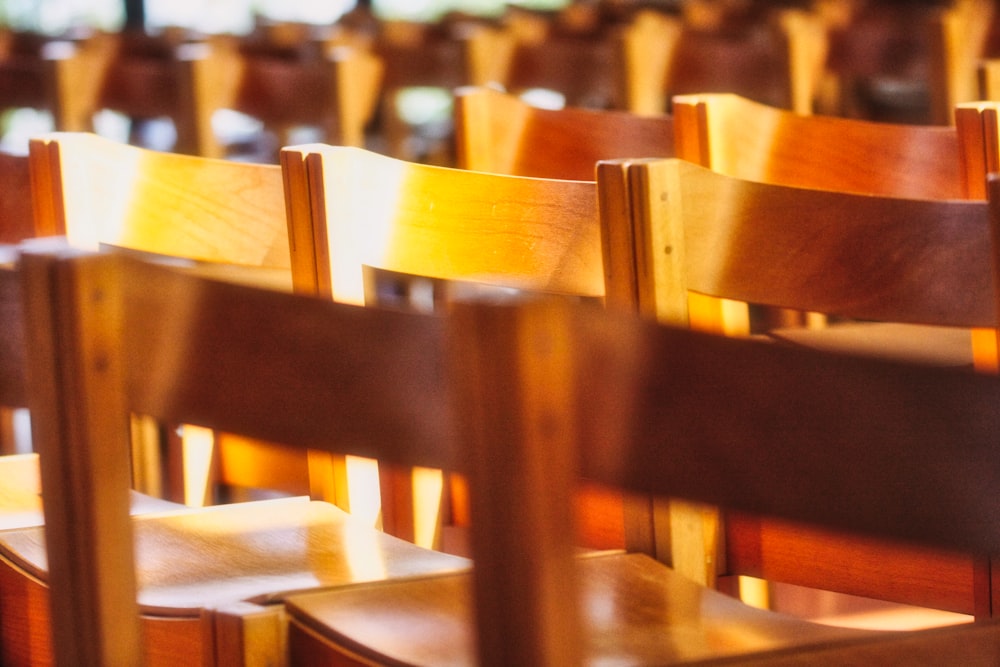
[284,144,601,306]
[673,92,969,199]
[29,132,290,271]
[20,251,472,665]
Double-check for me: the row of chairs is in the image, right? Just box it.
[5,85,1000,596]
[4,0,995,166]
[7,147,1000,662]
[5,92,1000,664]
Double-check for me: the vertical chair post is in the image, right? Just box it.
[21,249,142,666]
[453,299,583,667]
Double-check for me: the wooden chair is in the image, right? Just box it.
[596,153,1000,619]
[27,131,303,505]
[31,246,1000,667]
[60,29,222,157]
[455,87,982,201]
[672,91,982,200]
[0,244,213,664]
[18,248,470,666]
[673,93,1000,336]
[280,288,1000,667]
[280,143,601,546]
[453,85,674,180]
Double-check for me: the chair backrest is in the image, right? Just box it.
[29,131,290,274]
[596,154,997,588]
[454,85,674,180]
[0,29,111,134]
[29,131,294,503]
[455,293,1000,667]
[26,248,1000,666]
[280,143,600,305]
[830,0,992,125]
[672,92,991,200]
[599,157,994,328]
[672,95,1000,339]
[280,143,599,539]
[19,249,460,666]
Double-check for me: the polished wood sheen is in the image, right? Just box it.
[672,92,974,199]
[28,251,1000,665]
[281,295,1000,666]
[597,155,1000,613]
[20,251,475,665]
[454,85,674,181]
[281,144,600,303]
[27,131,307,504]
[29,132,290,270]
[284,553,878,667]
[0,495,467,666]
[281,143,600,539]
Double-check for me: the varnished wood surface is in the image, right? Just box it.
[281,142,602,540]
[598,157,995,328]
[282,144,601,304]
[26,253,1000,665]
[0,496,468,616]
[673,92,969,199]
[29,132,290,269]
[444,298,1000,666]
[454,86,673,181]
[285,552,882,667]
[0,551,204,667]
[27,131,302,504]
[547,302,1000,554]
[726,511,980,616]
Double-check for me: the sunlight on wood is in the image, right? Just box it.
[182,425,215,507]
[413,467,444,549]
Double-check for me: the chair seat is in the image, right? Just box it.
[0,496,470,616]
[284,552,883,666]
[767,322,973,368]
